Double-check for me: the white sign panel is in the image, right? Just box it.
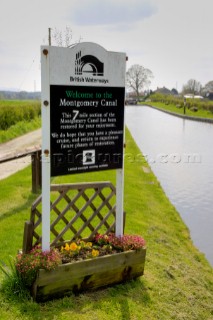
[42,43,126,176]
[41,43,126,250]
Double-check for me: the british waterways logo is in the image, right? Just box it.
[75,51,104,76]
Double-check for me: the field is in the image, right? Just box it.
[0,100,41,143]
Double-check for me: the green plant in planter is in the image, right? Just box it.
[1,233,146,300]
[32,234,146,302]
[15,246,61,288]
[59,233,146,264]
[94,233,146,251]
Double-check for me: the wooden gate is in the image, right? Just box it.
[23,181,125,253]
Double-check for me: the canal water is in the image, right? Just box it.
[126,106,213,266]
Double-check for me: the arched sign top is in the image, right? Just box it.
[44,42,126,87]
[72,41,108,53]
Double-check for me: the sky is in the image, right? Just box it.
[0,0,212,93]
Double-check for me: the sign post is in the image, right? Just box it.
[41,43,126,251]
[41,49,51,251]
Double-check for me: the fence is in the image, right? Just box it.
[23,182,125,253]
[0,147,41,193]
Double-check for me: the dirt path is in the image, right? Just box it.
[0,129,41,180]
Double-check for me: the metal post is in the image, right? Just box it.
[116,168,124,237]
[48,28,51,46]
[41,47,51,251]
[116,103,125,237]
[184,97,186,115]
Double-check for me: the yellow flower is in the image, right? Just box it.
[64,243,70,251]
[69,242,78,251]
[92,249,99,257]
[86,242,93,248]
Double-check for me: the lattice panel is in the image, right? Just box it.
[29,182,116,249]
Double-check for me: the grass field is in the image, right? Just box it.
[0,100,41,143]
[0,128,212,319]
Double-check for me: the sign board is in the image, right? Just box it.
[46,43,126,176]
[41,43,126,251]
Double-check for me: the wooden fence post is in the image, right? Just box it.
[22,221,34,253]
[31,150,42,193]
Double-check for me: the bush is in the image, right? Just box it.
[149,93,213,113]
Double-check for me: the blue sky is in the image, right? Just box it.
[0,0,212,92]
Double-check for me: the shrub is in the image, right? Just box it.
[149,93,213,113]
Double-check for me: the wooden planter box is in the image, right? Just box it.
[32,248,146,302]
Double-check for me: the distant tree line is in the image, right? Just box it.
[126,64,213,100]
[182,79,213,98]
[0,91,41,100]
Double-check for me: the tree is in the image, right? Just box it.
[171,88,178,95]
[182,79,202,95]
[202,81,213,93]
[126,64,153,99]
[50,26,74,47]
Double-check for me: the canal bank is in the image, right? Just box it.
[126,105,213,266]
[144,103,213,124]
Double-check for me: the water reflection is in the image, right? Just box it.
[126,106,213,266]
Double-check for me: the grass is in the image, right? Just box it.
[0,100,38,107]
[0,100,41,143]
[142,101,213,119]
[0,117,41,143]
[0,128,213,319]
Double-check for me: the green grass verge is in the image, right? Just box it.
[141,101,213,119]
[0,117,41,143]
[0,128,212,319]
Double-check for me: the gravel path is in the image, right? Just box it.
[0,129,41,180]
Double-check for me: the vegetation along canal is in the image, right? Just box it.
[126,106,213,266]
